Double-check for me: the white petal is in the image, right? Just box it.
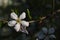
[14,23,20,32]
[20,26,28,34]
[8,20,16,26]
[21,21,29,27]
[11,12,18,20]
[19,12,26,19]
[21,29,28,34]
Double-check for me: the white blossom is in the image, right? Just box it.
[8,12,29,34]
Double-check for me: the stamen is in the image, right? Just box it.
[16,18,21,23]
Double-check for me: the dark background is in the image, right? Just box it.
[0,0,60,40]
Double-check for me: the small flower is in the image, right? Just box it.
[8,12,29,34]
[35,27,56,40]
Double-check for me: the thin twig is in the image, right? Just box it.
[0,18,8,23]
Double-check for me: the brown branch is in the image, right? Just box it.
[0,19,8,23]
[0,16,46,23]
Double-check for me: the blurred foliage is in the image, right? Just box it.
[0,22,2,28]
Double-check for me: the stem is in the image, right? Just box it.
[0,19,8,23]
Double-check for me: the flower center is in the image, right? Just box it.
[16,18,21,23]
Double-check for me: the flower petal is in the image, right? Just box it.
[48,27,55,34]
[21,29,28,34]
[21,21,29,27]
[49,35,56,39]
[8,20,16,26]
[19,12,26,19]
[11,12,18,20]
[20,26,28,34]
[42,27,48,34]
[14,23,20,32]
[35,31,45,39]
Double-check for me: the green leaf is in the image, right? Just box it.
[15,8,18,14]
[11,9,14,12]
[11,9,19,15]
[27,9,32,20]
